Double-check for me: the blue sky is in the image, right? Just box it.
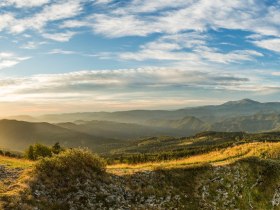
[0,0,280,115]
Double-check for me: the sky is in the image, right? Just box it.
[0,0,280,116]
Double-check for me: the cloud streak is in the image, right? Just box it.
[0,68,276,102]
[0,52,30,70]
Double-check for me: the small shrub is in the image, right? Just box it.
[35,148,106,179]
[4,151,11,157]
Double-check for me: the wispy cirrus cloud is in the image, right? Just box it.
[60,0,280,38]
[118,33,263,64]
[47,49,77,55]
[42,31,77,42]
[21,41,47,49]
[0,52,30,70]
[0,68,275,100]
[0,0,83,37]
[59,0,276,66]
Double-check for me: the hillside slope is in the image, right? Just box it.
[56,120,177,139]
[146,116,209,134]
[211,113,280,132]
[2,142,280,209]
[0,120,118,152]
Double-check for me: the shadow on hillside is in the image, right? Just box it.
[113,157,280,209]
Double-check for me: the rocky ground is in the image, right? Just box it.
[199,164,252,209]
[8,170,193,210]
[2,155,280,209]
[0,164,22,177]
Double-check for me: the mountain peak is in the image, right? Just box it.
[222,99,260,106]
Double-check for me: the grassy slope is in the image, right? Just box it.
[108,142,280,173]
[0,119,124,153]
[0,156,32,169]
[111,132,245,154]
[107,142,280,209]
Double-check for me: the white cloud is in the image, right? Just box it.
[60,20,88,28]
[0,67,277,114]
[42,31,77,42]
[8,1,83,34]
[1,0,280,55]
[48,49,77,55]
[253,38,280,53]
[272,72,280,76]
[118,32,262,64]
[59,0,280,40]
[21,41,47,49]
[0,68,268,98]
[113,0,192,14]
[0,52,30,70]
[93,0,112,5]
[195,47,263,64]
[90,14,151,37]
[0,14,14,31]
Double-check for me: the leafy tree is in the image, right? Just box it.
[26,145,35,160]
[52,142,63,154]
[25,143,52,160]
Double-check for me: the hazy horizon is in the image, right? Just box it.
[0,98,278,118]
[0,1,279,116]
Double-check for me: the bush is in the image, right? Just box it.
[25,144,52,160]
[35,148,106,179]
[52,142,63,154]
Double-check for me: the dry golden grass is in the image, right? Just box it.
[0,156,33,169]
[108,142,280,174]
[0,157,34,208]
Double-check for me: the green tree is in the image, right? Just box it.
[25,145,35,160]
[25,143,52,160]
[52,142,63,154]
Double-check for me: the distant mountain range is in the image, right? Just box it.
[56,120,174,139]
[8,98,279,123]
[1,99,280,152]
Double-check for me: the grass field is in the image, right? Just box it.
[108,142,280,174]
